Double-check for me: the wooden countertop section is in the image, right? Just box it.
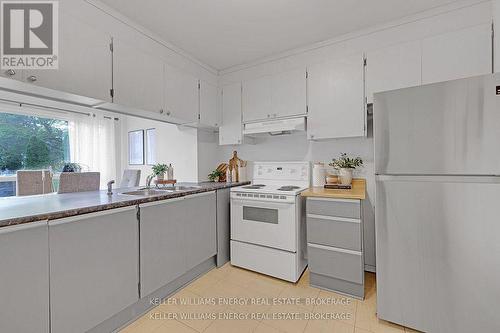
[301,179,366,200]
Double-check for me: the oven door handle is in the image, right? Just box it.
[231,199,294,207]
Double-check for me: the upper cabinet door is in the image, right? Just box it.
[366,40,422,103]
[113,38,164,114]
[307,54,366,140]
[23,12,112,102]
[272,68,307,118]
[242,75,272,122]
[422,24,492,85]
[199,80,220,127]
[242,68,306,123]
[219,82,242,145]
[164,63,199,123]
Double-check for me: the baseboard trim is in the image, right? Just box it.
[88,256,216,333]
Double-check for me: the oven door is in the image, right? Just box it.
[231,197,296,252]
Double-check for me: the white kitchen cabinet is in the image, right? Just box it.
[199,80,220,127]
[422,24,492,85]
[219,82,242,145]
[307,54,366,140]
[49,207,139,333]
[0,68,23,80]
[23,12,112,102]
[272,68,307,118]
[366,40,422,103]
[113,38,164,114]
[242,68,306,122]
[0,221,49,333]
[164,63,199,123]
[242,75,272,122]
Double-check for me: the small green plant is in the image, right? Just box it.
[152,163,168,176]
[329,153,363,170]
[62,162,82,172]
[208,170,223,182]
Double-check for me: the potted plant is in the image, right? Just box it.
[329,153,363,185]
[152,163,169,181]
[62,162,82,172]
[208,170,224,182]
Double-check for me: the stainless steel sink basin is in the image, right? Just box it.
[121,189,172,196]
[120,185,202,196]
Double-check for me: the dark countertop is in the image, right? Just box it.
[0,181,249,228]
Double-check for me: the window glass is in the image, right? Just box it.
[0,112,69,196]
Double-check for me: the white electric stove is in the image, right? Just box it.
[230,161,310,282]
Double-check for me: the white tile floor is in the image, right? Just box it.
[120,264,419,333]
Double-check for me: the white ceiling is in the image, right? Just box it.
[99,0,459,71]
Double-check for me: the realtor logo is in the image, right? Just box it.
[1,1,58,69]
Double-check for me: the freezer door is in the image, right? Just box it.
[375,175,500,333]
[374,73,500,175]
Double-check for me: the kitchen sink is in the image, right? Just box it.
[120,185,202,196]
[121,189,173,196]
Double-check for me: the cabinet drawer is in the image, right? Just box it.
[307,198,360,219]
[307,214,361,251]
[308,243,363,284]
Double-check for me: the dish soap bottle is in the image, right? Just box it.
[167,163,174,180]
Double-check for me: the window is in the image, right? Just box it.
[128,130,144,165]
[0,112,70,197]
[146,128,156,165]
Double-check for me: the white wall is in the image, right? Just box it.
[197,130,220,182]
[120,116,198,185]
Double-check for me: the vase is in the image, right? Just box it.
[157,173,164,181]
[339,168,353,185]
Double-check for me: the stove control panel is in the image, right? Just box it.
[254,162,310,184]
[231,192,296,203]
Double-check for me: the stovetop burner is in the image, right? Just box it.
[242,184,266,189]
[277,186,301,191]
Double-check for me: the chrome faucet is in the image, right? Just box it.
[145,174,155,188]
[107,180,115,195]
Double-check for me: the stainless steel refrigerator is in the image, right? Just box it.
[374,73,500,333]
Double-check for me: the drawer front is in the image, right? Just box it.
[307,214,361,251]
[307,198,360,219]
[308,244,363,284]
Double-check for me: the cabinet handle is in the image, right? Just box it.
[159,109,164,114]
[5,69,15,76]
[166,110,171,116]
[27,75,37,82]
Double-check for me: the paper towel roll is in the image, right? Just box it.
[312,163,326,187]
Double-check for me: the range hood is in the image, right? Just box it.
[243,116,306,136]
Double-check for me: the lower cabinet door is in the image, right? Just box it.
[49,207,139,333]
[308,243,363,284]
[0,221,49,333]
[185,192,217,268]
[139,198,187,296]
